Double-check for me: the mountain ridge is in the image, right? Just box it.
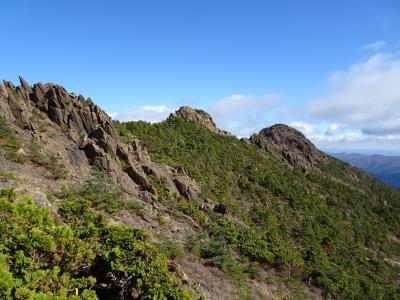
[332,152,400,188]
[0,77,400,299]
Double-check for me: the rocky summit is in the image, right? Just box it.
[250,124,326,172]
[0,78,400,300]
[171,106,229,135]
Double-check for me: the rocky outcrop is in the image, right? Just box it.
[0,77,200,201]
[170,106,229,135]
[250,124,325,172]
[213,203,228,215]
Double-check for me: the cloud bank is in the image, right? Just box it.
[296,49,400,152]
[110,105,175,123]
[308,53,400,135]
[211,94,281,136]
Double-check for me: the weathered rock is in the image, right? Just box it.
[3,81,15,90]
[130,139,151,162]
[0,83,8,99]
[0,97,15,122]
[168,262,190,284]
[66,144,88,166]
[31,191,51,208]
[83,141,103,161]
[19,76,32,92]
[7,94,30,127]
[250,124,325,172]
[171,106,229,135]
[199,198,214,211]
[173,176,199,200]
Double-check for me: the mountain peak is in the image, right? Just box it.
[250,123,325,172]
[170,106,228,135]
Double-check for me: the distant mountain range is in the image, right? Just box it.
[331,152,400,188]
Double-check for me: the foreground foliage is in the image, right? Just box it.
[0,189,190,299]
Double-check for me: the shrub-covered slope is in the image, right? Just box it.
[116,116,400,299]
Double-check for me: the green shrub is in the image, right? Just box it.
[212,218,274,263]
[185,231,206,257]
[157,235,185,259]
[28,138,52,166]
[59,198,191,299]
[52,164,68,180]
[57,168,125,214]
[175,196,207,223]
[199,236,248,282]
[0,117,25,163]
[0,191,97,299]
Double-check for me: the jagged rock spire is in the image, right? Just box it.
[19,75,32,91]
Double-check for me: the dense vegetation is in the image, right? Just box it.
[116,117,400,299]
[0,188,190,299]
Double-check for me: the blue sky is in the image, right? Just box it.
[1,0,400,154]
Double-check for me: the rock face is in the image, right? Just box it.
[0,77,200,200]
[171,106,228,135]
[250,124,325,172]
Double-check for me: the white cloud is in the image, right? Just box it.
[362,40,386,51]
[307,52,400,137]
[288,120,400,153]
[288,47,400,153]
[213,94,281,117]
[290,121,318,136]
[211,94,281,136]
[110,105,174,123]
[325,123,340,136]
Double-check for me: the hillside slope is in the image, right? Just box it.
[332,152,400,188]
[0,77,400,299]
[119,114,400,299]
